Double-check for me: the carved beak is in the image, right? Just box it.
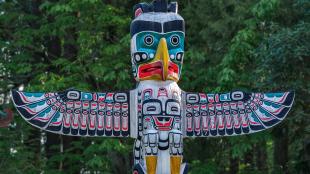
[154,38,169,81]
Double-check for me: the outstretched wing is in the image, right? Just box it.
[11,89,131,137]
[182,91,294,137]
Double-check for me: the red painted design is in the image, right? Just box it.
[215,94,219,102]
[218,116,225,129]
[114,116,120,131]
[72,114,79,129]
[64,113,71,127]
[168,61,179,77]
[199,93,207,102]
[20,93,31,103]
[153,116,173,131]
[80,114,87,129]
[89,115,96,129]
[194,116,201,131]
[135,8,143,18]
[122,116,128,131]
[272,107,284,114]
[142,89,153,100]
[157,87,168,97]
[226,115,232,128]
[234,114,241,128]
[202,116,209,131]
[97,116,104,129]
[93,93,97,101]
[210,116,217,129]
[106,93,114,101]
[138,61,162,79]
[106,116,112,130]
[278,92,288,103]
[187,117,192,131]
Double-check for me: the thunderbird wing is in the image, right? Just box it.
[182,91,294,137]
[12,89,131,137]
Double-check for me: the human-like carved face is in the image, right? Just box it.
[131,12,185,82]
[139,85,182,131]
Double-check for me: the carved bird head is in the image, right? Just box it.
[130,0,185,82]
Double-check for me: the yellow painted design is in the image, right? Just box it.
[170,156,182,174]
[138,37,180,82]
[154,38,169,81]
[146,156,157,174]
[167,73,179,82]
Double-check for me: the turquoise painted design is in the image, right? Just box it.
[10,1,295,174]
[24,92,44,97]
[132,30,185,80]
[11,89,131,137]
[134,31,184,65]
[28,101,46,108]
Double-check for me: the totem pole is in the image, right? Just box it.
[11,1,294,174]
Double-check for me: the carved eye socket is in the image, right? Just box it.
[171,106,179,112]
[144,35,154,46]
[166,101,180,116]
[143,102,161,115]
[170,35,180,46]
[147,106,157,112]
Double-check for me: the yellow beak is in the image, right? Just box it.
[154,38,169,81]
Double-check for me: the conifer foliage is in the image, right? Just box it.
[0,0,309,173]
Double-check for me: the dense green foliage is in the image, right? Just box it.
[0,0,309,173]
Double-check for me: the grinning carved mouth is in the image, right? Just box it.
[157,117,171,122]
[153,116,173,131]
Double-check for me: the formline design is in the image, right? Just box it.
[11,1,294,174]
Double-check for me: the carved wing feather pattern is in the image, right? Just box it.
[11,89,130,137]
[183,91,294,137]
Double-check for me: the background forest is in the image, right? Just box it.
[0,0,309,173]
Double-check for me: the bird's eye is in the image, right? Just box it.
[170,35,180,46]
[144,35,154,46]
